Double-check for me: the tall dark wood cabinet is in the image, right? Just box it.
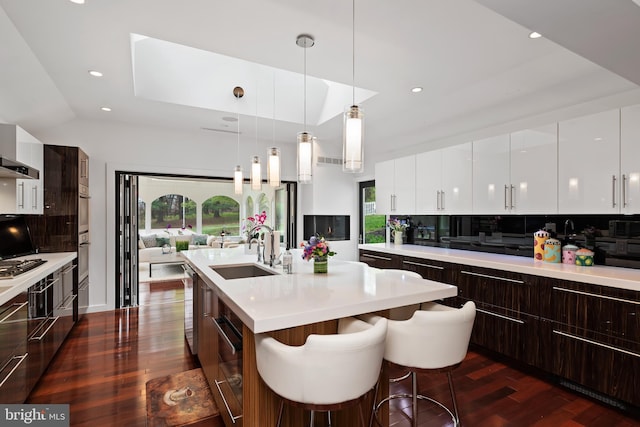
[26,145,90,318]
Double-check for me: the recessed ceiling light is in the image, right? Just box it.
[411,87,423,93]
[88,70,103,77]
[529,31,542,39]
[633,0,640,7]
[69,0,85,4]
[222,116,238,122]
[100,107,112,112]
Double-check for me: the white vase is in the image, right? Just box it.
[394,230,403,245]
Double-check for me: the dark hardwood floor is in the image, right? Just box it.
[27,280,640,426]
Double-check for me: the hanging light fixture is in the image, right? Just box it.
[233,86,244,195]
[342,0,364,173]
[296,34,314,184]
[268,72,281,187]
[250,82,262,191]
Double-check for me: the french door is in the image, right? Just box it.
[116,173,139,308]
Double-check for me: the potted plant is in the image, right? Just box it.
[300,235,336,274]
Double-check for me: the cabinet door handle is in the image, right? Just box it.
[510,184,515,209]
[436,191,440,210]
[612,175,617,208]
[0,301,28,324]
[402,260,444,270]
[476,308,524,324]
[553,330,640,358]
[32,185,38,210]
[0,353,29,388]
[460,270,524,284]
[361,254,392,261]
[18,182,25,209]
[30,316,60,341]
[504,185,509,210]
[214,379,243,423]
[553,286,640,305]
[441,191,445,210]
[213,317,241,355]
[623,174,628,208]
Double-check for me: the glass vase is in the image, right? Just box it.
[313,256,328,274]
[394,230,403,245]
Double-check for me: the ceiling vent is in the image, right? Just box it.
[316,156,342,167]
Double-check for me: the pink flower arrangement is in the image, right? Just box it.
[300,235,336,261]
[243,211,267,239]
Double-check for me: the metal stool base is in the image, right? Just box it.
[373,393,457,427]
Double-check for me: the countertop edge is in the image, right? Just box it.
[0,252,78,304]
[359,244,640,291]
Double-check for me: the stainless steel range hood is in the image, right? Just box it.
[0,157,39,179]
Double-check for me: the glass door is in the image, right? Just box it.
[116,173,139,308]
[359,180,386,243]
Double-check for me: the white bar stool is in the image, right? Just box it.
[254,316,388,427]
[363,301,476,427]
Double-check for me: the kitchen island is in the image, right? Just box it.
[181,247,457,427]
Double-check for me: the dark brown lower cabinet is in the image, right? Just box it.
[400,256,455,283]
[358,250,401,269]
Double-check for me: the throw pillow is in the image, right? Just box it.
[192,234,208,245]
[138,239,145,249]
[156,236,170,247]
[175,240,189,252]
[140,234,157,248]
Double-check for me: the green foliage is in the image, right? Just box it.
[364,214,386,243]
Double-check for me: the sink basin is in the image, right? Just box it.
[210,264,277,280]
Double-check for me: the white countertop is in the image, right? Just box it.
[0,252,77,304]
[181,247,457,333]
[360,243,640,292]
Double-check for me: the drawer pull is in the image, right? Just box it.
[553,287,640,306]
[0,353,28,388]
[57,294,77,311]
[0,301,28,324]
[476,308,524,324]
[62,265,77,275]
[31,278,59,295]
[30,317,60,341]
[461,270,524,284]
[214,379,243,423]
[361,254,392,261]
[402,260,444,270]
[213,317,241,355]
[553,330,640,359]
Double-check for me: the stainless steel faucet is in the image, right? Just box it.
[248,224,276,267]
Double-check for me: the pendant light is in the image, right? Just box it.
[296,34,314,184]
[268,72,281,187]
[233,86,244,195]
[342,0,364,173]
[250,82,262,191]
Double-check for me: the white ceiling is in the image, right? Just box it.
[1,0,639,160]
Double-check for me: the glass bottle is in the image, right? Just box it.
[283,245,293,274]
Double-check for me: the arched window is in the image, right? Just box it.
[202,195,240,236]
[151,194,191,229]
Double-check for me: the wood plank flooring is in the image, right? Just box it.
[27,280,640,426]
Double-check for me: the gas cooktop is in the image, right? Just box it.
[0,258,47,280]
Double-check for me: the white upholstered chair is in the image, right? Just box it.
[365,300,476,427]
[254,316,388,427]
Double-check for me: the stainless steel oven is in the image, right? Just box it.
[78,231,89,282]
[78,192,89,234]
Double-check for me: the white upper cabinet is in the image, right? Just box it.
[416,142,472,214]
[415,150,442,213]
[375,155,415,214]
[620,105,640,214]
[558,109,620,214]
[510,124,558,214]
[0,124,43,214]
[473,134,510,214]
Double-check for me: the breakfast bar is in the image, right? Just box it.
[182,247,457,426]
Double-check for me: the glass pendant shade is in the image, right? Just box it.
[251,156,262,190]
[297,131,313,184]
[343,105,364,173]
[234,165,243,195]
[267,147,281,187]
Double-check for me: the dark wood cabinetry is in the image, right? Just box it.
[358,247,640,409]
[359,250,401,269]
[26,145,89,316]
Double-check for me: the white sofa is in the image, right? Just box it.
[138,230,243,263]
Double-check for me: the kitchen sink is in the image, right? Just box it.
[210,264,277,280]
